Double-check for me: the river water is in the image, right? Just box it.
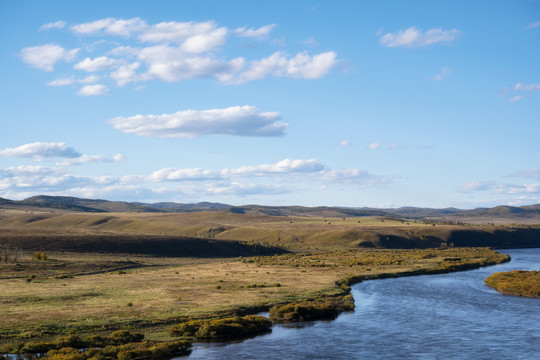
[185,248,539,359]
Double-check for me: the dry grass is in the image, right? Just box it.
[0,247,508,343]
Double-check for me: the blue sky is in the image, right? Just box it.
[1,0,539,208]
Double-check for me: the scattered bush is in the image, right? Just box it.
[169,315,271,340]
[270,295,354,323]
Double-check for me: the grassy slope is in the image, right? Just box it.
[1,211,539,250]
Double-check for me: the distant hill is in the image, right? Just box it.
[1,195,539,223]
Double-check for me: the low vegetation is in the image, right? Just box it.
[270,295,354,322]
[485,270,540,298]
[169,315,271,339]
[1,331,192,359]
[0,208,524,357]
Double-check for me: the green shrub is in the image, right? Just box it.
[169,315,271,340]
[270,295,354,322]
[106,330,144,345]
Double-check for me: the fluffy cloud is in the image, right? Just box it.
[508,95,522,103]
[340,140,350,147]
[24,18,337,93]
[77,84,108,96]
[0,157,391,201]
[20,44,79,71]
[0,166,98,192]
[74,56,122,72]
[109,105,288,138]
[378,27,460,47]
[138,20,217,43]
[110,62,144,86]
[220,51,337,84]
[56,153,126,166]
[39,21,66,31]
[71,17,147,37]
[222,159,325,177]
[0,142,80,158]
[368,142,380,150]
[137,44,238,82]
[180,27,228,53]
[148,168,216,182]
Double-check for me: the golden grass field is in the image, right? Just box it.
[1,246,509,344]
[0,210,528,347]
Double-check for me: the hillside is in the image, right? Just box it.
[1,195,540,225]
[1,211,539,251]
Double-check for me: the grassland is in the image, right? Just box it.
[0,209,528,355]
[485,270,540,298]
[1,246,509,344]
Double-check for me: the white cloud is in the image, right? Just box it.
[180,27,228,53]
[74,56,122,72]
[378,27,460,47]
[222,159,325,177]
[21,44,79,71]
[528,21,540,29]
[107,46,141,57]
[0,142,80,158]
[25,18,338,96]
[47,77,75,86]
[340,140,350,147]
[109,105,288,138]
[430,67,450,81]
[71,17,147,37]
[200,182,290,196]
[56,153,126,166]
[47,75,101,87]
[368,142,380,150]
[111,62,145,86]
[138,20,216,43]
[234,24,276,38]
[77,84,108,96]
[221,51,337,84]
[39,21,66,31]
[514,83,540,91]
[137,44,238,82]
[508,95,523,102]
[148,168,216,182]
[320,169,391,187]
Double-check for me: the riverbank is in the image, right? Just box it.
[0,247,510,355]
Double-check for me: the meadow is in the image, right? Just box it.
[0,210,524,356]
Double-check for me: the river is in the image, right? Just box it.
[185,248,540,359]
